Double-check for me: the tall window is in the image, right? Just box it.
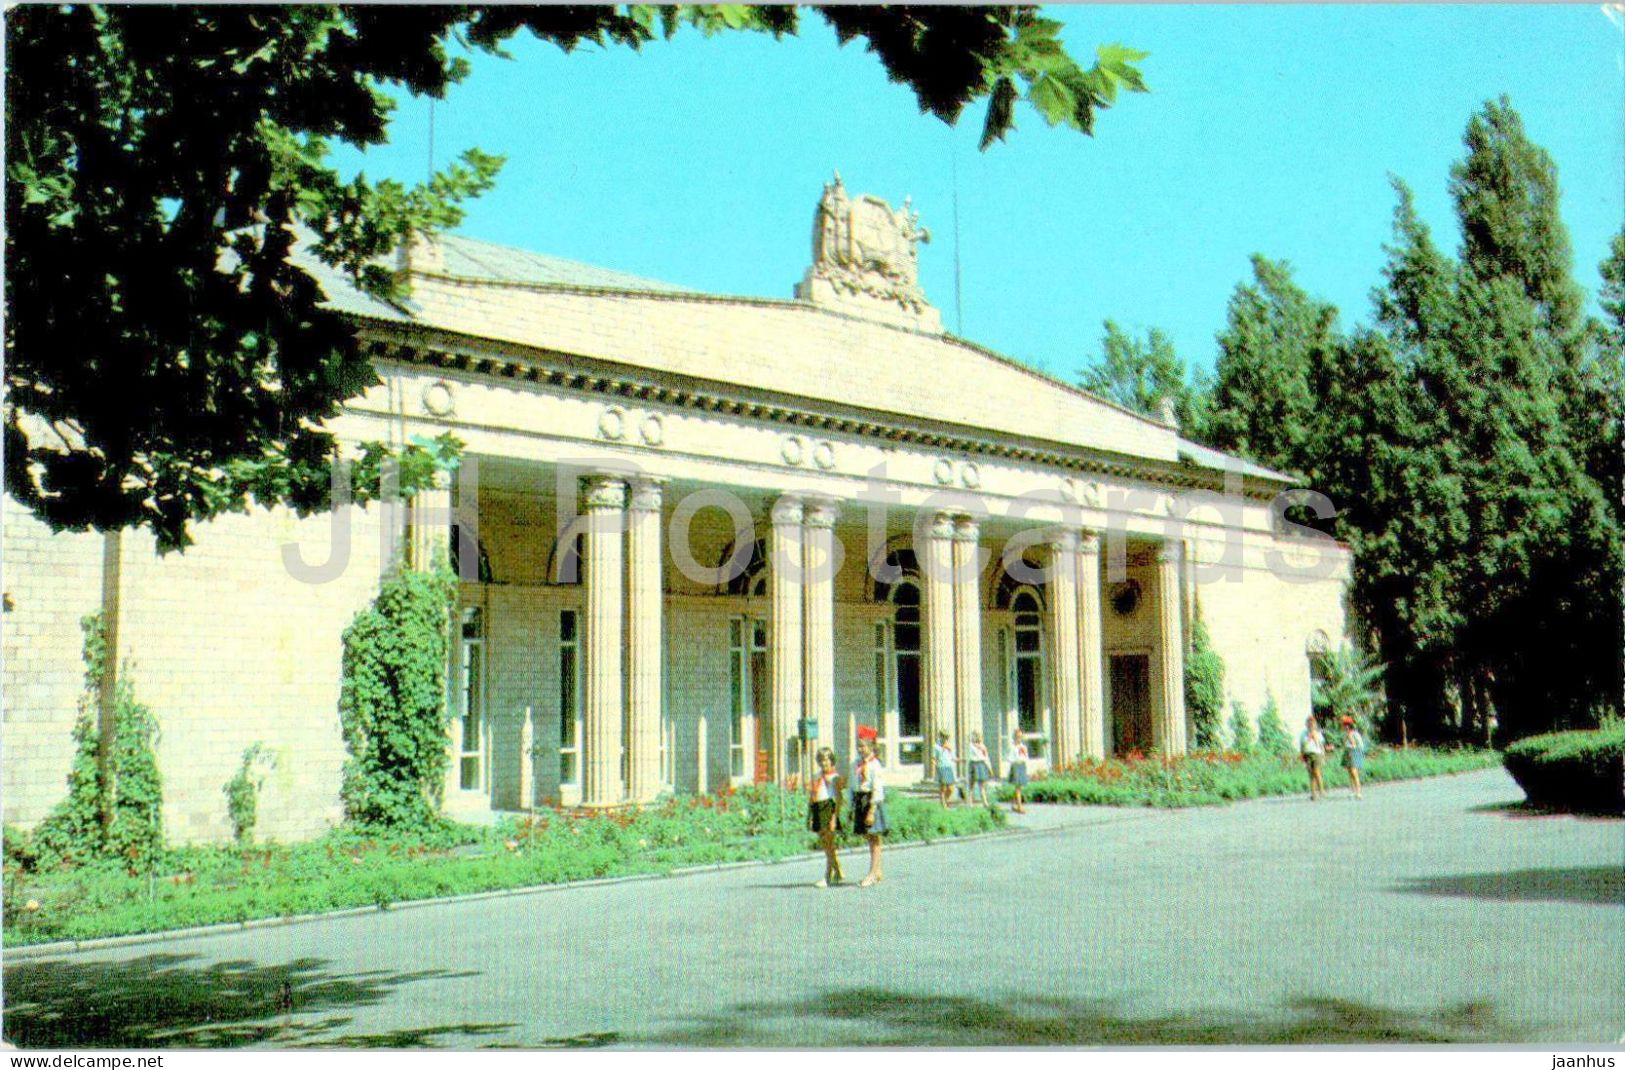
[558,609,581,786]
[892,579,923,766]
[458,606,486,790]
[1011,590,1047,760]
[728,617,768,780]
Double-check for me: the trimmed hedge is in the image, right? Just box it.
[1502,725,1624,815]
[1005,746,1501,809]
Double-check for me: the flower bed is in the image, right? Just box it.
[1002,746,1501,808]
[1,785,1002,948]
[1503,725,1624,815]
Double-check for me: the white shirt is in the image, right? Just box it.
[1299,728,1325,756]
[810,769,839,802]
[854,756,885,799]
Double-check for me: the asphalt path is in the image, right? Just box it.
[4,767,1621,1048]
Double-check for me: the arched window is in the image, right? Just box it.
[1010,590,1046,751]
[890,579,924,765]
[720,537,769,597]
[449,525,493,583]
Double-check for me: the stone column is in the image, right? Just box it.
[802,497,840,755]
[409,472,451,573]
[768,495,805,784]
[952,515,983,766]
[922,512,958,774]
[1156,541,1189,756]
[582,475,626,807]
[624,478,664,804]
[1046,529,1082,765]
[518,707,535,809]
[1076,531,1107,760]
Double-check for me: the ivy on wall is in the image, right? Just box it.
[32,613,164,869]
[1184,608,1227,750]
[339,565,456,829]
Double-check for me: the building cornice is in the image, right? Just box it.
[352,320,1288,501]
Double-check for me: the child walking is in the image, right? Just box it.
[1004,727,1030,814]
[807,746,845,887]
[1340,716,1366,800]
[966,731,993,807]
[933,730,958,808]
[851,726,888,886]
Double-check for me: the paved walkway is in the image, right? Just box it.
[4,768,1620,1047]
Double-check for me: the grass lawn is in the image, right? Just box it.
[2,785,1001,948]
[1004,745,1501,808]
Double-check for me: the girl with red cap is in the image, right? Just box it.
[851,726,888,886]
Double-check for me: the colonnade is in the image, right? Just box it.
[421,476,1190,807]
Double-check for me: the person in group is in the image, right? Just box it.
[1004,727,1030,814]
[1339,716,1366,800]
[933,730,958,808]
[1299,715,1328,800]
[966,731,994,807]
[807,746,845,887]
[851,726,888,886]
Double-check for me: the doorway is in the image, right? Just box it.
[1109,653,1152,755]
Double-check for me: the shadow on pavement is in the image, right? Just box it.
[2,952,481,1048]
[634,987,1524,1046]
[1469,801,1623,823]
[1394,866,1625,906]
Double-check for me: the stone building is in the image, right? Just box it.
[2,177,1350,842]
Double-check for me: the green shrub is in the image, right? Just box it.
[339,565,456,828]
[1227,701,1253,754]
[1185,610,1226,750]
[223,743,275,845]
[1312,644,1385,735]
[1012,746,1499,810]
[1503,725,1624,815]
[31,614,163,871]
[1256,691,1291,755]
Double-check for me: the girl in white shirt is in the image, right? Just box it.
[967,731,993,806]
[851,730,888,886]
[807,746,846,887]
[1004,728,1031,814]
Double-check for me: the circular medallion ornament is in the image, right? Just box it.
[961,463,981,489]
[639,413,665,446]
[812,441,837,470]
[932,459,955,485]
[1109,579,1143,618]
[598,407,627,441]
[780,435,807,466]
[421,380,455,418]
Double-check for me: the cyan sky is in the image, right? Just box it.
[335,5,1622,379]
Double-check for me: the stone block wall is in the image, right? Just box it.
[3,494,388,843]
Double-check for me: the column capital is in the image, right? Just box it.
[953,514,981,541]
[582,475,627,511]
[927,511,958,541]
[1155,541,1182,565]
[803,496,841,529]
[626,477,665,513]
[770,494,805,527]
[1044,527,1078,553]
[1076,529,1101,555]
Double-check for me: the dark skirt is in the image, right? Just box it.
[808,797,841,833]
[936,765,957,787]
[851,791,889,836]
[968,760,992,786]
[1008,761,1029,787]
